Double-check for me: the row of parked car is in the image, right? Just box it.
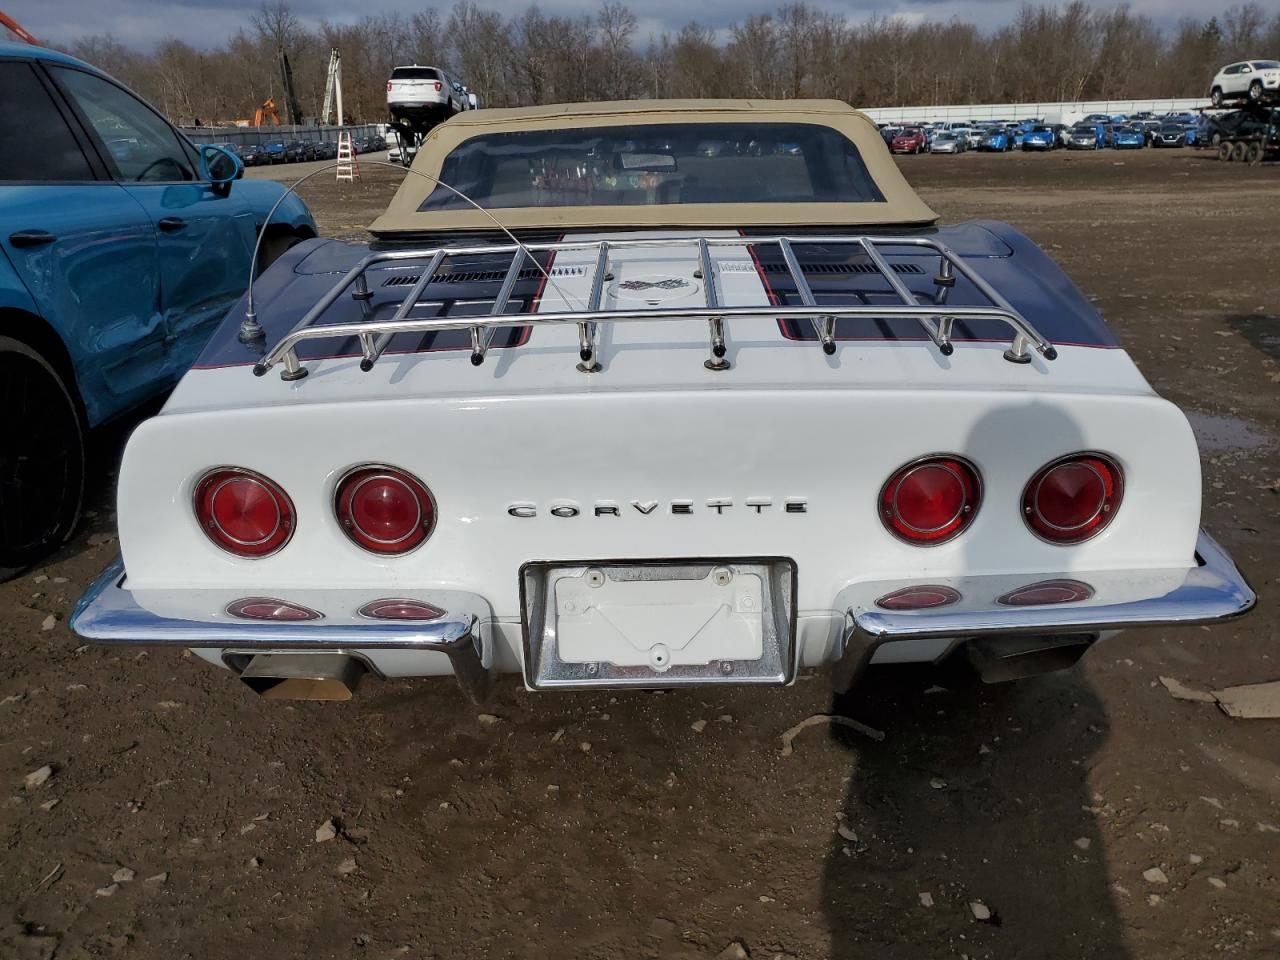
[881,112,1212,155]
[221,134,389,167]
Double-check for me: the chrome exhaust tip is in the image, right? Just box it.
[238,654,365,701]
[965,634,1096,684]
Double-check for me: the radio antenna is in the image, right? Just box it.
[239,158,582,342]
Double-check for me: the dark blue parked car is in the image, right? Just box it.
[1194,115,1214,145]
[0,42,315,574]
[978,129,1012,152]
[1009,120,1039,146]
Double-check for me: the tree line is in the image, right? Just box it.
[61,1,1280,127]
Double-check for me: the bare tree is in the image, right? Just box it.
[55,1,1253,126]
[449,1,515,107]
[408,10,448,68]
[667,23,720,97]
[250,1,301,52]
[251,1,304,123]
[727,16,780,98]
[598,2,638,100]
[1222,3,1267,59]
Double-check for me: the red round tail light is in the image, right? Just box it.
[194,468,294,558]
[880,456,982,545]
[335,465,435,555]
[1023,453,1122,544]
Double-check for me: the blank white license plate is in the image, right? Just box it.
[520,559,795,690]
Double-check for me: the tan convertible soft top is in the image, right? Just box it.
[370,99,937,234]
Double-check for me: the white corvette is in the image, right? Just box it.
[72,100,1254,702]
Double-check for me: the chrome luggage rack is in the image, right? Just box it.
[249,234,1057,381]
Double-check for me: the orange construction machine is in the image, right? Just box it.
[253,99,282,127]
[1,9,41,45]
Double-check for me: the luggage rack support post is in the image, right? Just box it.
[474,248,525,366]
[932,256,955,343]
[858,238,953,357]
[922,238,1057,362]
[351,274,373,320]
[1005,332,1032,364]
[361,249,446,373]
[280,346,307,381]
[698,239,729,371]
[932,256,955,306]
[577,242,608,373]
[776,238,835,356]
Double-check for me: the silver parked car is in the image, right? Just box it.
[929,132,966,154]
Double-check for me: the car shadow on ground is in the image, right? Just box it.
[1225,314,1280,361]
[822,664,1129,959]
[821,395,1130,958]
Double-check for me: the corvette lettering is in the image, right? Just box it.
[507,498,807,518]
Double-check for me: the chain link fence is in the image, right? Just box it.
[178,123,388,148]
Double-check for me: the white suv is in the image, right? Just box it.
[1209,60,1280,106]
[386,65,465,130]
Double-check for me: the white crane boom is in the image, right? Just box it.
[321,48,343,126]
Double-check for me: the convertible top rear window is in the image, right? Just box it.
[416,122,886,211]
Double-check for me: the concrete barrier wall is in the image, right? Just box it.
[860,98,1210,125]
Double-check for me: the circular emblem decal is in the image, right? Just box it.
[611,274,700,304]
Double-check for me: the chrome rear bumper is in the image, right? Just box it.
[70,531,1253,698]
[834,531,1254,687]
[70,558,493,701]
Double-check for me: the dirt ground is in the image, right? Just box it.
[3,147,1278,960]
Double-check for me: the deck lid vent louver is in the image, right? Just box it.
[758,261,926,276]
[381,264,586,288]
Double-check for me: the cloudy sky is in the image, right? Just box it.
[6,0,1232,50]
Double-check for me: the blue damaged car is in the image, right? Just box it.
[978,128,1012,152]
[1020,125,1057,151]
[1111,125,1145,149]
[0,42,316,576]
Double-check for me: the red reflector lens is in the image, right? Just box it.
[226,598,322,621]
[998,579,1095,606]
[1024,453,1122,544]
[876,585,962,611]
[358,599,446,621]
[336,465,435,555]
[194,468,294,558]
[880,456,981,545]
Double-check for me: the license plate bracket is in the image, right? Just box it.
[520,557,796,690]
